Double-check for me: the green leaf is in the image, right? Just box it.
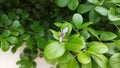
[100,31,117,41]
[77,4,94,14]
[80,29,91,39]
[44,41,65,59]
[88,0,104,5]
[26,36,36,50]
[66,58,79,68]
[58,51,73,63]
[55,0,70,7]
[82,61,92,68]
[89,9,101,23]
[67,0,79,11]
[11,31,19,36]
[11,20,21,28]
[77,52,91,64]
[72,13,83,29]
[45,57,57,65]
[1,40,10,52]
[95,6,109,16]
[7,36,19,44]
[0,35,3,41]
[79,22,93,29]
[109,53,120,68]
[87,27,98,38]
[2,30,11,37]
[50,29,60,40]
[59,63,67,68]
[110,0,120,3]
[88,42,108,54]
[114,40,120,48]
[105,43,118,54]
[108,14,120,21]
[66,36,85,52]
[92,54,108,68]
[36,37,46,48]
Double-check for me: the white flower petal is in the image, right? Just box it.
[59,37,63,42]
[63,27,68,34]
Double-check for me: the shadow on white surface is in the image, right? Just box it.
[0,44,52,68]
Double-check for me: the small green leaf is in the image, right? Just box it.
[110,0,120,3]
[114,40,120,47]
[95,6,109,16]
[89,9,101,23]
[87,27,98,38]
[11,31,19,36]
[67,0,79,11]
[72,13,83,29]
[109,53,120,68]
[108,14,120,21]
[55,0,70,7]
[105,43,118,54]
[100,31,117,41]
[45,57,57,65]
[88,42,108,54]
[79,22,93,29]
[26,36,36,50]
[11,20,21,28]
[0,35,3,41]
[36,37,46,48]
[66,58,79,68]
[2,30,11,37]
[66,37,85,52]
[80,29,91,39]
[82,61,92,68]
[77,4,94,14]
[58,51,73,63]
[77,52,91,64]
[50,29,60,40]
[88,0,104,5]
[1,40,10,52]
[7,36,19,44]
[44,41,65,59]
[92,54,108,68]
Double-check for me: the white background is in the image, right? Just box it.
[0,44,52,68]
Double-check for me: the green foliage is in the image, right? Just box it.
[0,0,120,68]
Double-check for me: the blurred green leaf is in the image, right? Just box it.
[58,51,73,63]
[81,61,92,68]
[7,36,19,44]
[66,36,85,52]
[44,41,65,59]
[2,30,11,37]
[11,20,21,28]
[79,22,93,29]
[55,0,70,7]
[100,31,117,41]
[95,6,109,16]
[109,53,120,68]
[66,58,79,68]
[92,54,108,68]
[89,9,101,23]
[108,14,120,21]
[1,39,10,52]
[50,29,60,40]
[77,52,91,64]
[67,0,79,11]
[88,42,108,54]
[77,4,94,14]
[88,0,104,5]
[72,13,83,29]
